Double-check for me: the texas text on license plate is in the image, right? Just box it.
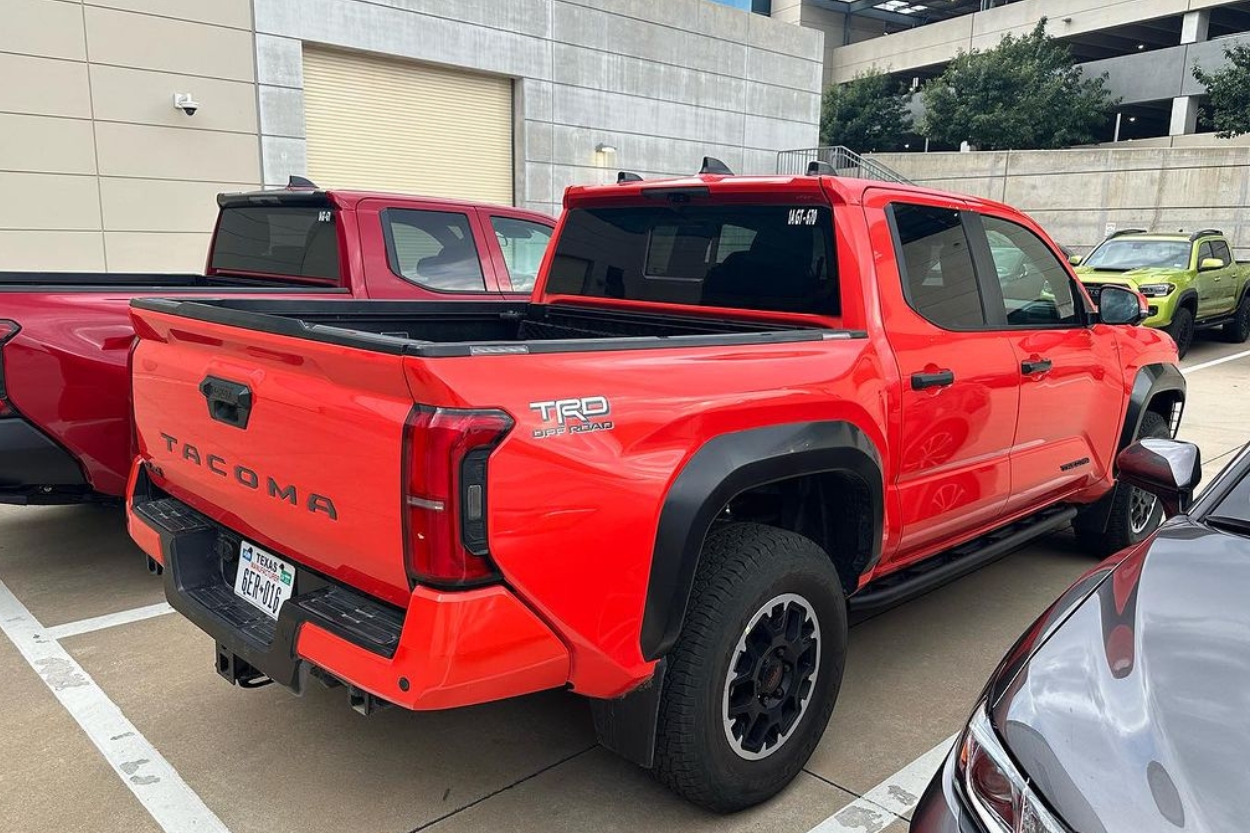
[234,541,295,620]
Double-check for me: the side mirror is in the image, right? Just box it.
[1200,257,1226,271]
[1068,254,1083,267]
[1116,438,1201,517]
[1097,284,1146,325]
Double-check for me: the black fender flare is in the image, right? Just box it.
[639,420,884,661]
[1116,363,1186,453]
[1078,363,1186,534]
[1174,288,1199,316]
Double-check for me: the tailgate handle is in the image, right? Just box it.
[199,376,253,429]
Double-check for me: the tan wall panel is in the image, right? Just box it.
[0,173,101,231]
[0,113,96,174]
[303,46,513,204]
[104,231,212,272]
[84,0,252,30]
[0,0,87,61]
[90,65,258,133]
[94,122,260,182]
[0,231,105,270]
[100,178,240,232]
[0,53,91,118]
[84,6,255,82]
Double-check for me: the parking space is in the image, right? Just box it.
[2,334,1248,833]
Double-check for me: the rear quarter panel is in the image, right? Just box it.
[403,336,891,696]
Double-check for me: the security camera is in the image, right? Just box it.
[173,93,200,116]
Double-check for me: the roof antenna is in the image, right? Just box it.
[699,156,734,176]
[617,171,643,183]
[807,160,835,176]
[287,175,318,189]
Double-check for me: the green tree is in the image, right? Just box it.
[1194,44,1250,137]
[921,19,1115,150]
[819,69,912,153]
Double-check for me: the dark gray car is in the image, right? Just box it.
[913,436,1250,833]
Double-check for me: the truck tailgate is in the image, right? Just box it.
[131,306,414,607]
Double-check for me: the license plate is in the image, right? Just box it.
[233,541,295,620]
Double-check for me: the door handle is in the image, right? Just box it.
[1021,359,1053,375]
[199,376,253,429]
[911,369,955,390]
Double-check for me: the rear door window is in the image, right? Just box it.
[490,216,552,293]
[211,206,341,280]
[544,205,838,315]
[1212,240,1234,266]
[890,203,986,329]
[384,209,485,292]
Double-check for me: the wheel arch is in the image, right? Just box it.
[639,420,884,662]
[1119,363,1186,451]
[1175,288,1199,314]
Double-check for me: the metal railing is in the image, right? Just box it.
[775,146,912,184]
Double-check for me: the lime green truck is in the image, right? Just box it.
[1073,229,1250,358]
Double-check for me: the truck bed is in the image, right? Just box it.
[0,272,343,291]
[131,298,849,357]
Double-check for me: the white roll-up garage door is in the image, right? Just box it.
[302,45,514,204]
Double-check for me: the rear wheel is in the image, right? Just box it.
[1222,293,1250,343]
[652,523,847,812]
[1076,410,1170,556]
[1165,306,1195,359]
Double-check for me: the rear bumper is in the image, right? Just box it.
[0,415,91,504]
[128,470,569,711]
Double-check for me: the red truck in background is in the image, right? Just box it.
[0,183,553,504]
[126,167,1184,811]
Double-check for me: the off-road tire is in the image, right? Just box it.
[1222,292,1250,343]
[1076,410,1170,556]
[652,523,847,813]
[1165,305,1195,359]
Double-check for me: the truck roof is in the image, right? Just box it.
[563,172,1019,214]
[216,186,553,224]
[1103,228,1225,242]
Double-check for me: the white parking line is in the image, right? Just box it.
[1182,347,1250,375]
[43,602,175,641]
[0,580,229,833]
[806,733,957,833]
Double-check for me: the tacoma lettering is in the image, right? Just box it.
[157,433,337,520]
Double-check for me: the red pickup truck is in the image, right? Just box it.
[0,184,552,504]
[126,169,1184,811]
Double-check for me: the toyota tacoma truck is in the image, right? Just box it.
[1073,228,1250,358]
[0,180,553,504]
[126,165,1184,812]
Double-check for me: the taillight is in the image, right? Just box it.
[402,405,513,588]
[0,319,19,418]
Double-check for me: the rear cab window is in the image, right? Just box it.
[383,209,486,292]
[210,206,341,281]
[543,204,839,316]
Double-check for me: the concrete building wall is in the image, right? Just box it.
[2,0,821,271]
[0,0,260,272]
[871,146,1250,258]
[254,0,824,219]
[825,0,1233,84]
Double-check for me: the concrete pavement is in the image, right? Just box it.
[0,333,1246,833]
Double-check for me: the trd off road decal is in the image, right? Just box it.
[529,396,614,439]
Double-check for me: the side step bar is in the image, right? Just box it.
[849,506,1078,619]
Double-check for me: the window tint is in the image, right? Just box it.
[891,204,985,328]
[211,206,340,280]
[385,209,485,292]
[982,216,1080,327]
[544,205,838,315]
[490,216,552,293]
[1212,240,1234,266]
